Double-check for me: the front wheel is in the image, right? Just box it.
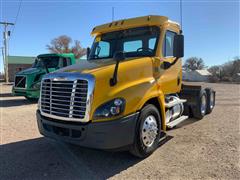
[130,104,161,158]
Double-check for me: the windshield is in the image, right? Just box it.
[32,56,60,68]
[89,26,160,60]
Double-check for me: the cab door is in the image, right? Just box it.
[157,30,182,94]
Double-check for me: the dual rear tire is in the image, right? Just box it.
[130,88,215,158]
[192,88,215,119]
[206,88,215,114]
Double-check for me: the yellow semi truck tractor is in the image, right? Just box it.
[36,15,215,158]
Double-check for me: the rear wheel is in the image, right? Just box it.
[193,90,207,119]
[205,88,215,114]
[130,104,161,158]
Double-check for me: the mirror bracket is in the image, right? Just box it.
[162,57,179,70]
[162,61,171,69]
[110,51,125,86]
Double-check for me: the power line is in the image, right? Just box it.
[10,0,23,41]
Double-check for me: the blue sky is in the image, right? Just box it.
[0,0,239,72]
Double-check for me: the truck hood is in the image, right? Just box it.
[55,59,116,74]
[42,56,155,121]
[17,68,42,75]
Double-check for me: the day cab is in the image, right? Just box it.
[12,53,76,100]
[36,15,215,158]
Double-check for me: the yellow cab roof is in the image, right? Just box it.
[91,15,180,36]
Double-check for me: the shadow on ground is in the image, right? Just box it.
[0,136,173,180]
[0,138,140,179]
[0,98,37,107]
[0,93,13,97]
[0,82,14,85]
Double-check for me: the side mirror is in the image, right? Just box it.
[87,47,91,59]
[113,51,125,62]
[173,34,184,58]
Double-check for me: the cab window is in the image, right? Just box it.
[163,31,176,57]
[89,26,160,60]
[123,40,142,52]
[93,41,110,58]
[149,38,157,50]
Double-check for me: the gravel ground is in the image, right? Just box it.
[0,83,240,180]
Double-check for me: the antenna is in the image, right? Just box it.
[180,0,183,34]
[112,7,115,21]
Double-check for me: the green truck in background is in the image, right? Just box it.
[12,53,77,100]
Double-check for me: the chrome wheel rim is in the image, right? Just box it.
[210,92,214,109]
[141,115,158,147]
[201,95,207,115]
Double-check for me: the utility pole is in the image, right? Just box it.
[1,47,5,76]
[0,21,14,83]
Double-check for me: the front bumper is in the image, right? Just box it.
[36,110,139,150]
[12,88,40,99]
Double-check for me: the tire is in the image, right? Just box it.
[192,90,207,120]
[205,88,215,114]
[130,104,161,158]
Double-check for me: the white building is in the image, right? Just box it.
[182,69,212,82]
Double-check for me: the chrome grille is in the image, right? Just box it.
[41,79,88,120]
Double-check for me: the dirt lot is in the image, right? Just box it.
[0,83,240,180]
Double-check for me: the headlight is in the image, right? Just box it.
[93,98,125,119]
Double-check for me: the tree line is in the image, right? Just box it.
[182,56,240,83]
[208,57,240,83]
